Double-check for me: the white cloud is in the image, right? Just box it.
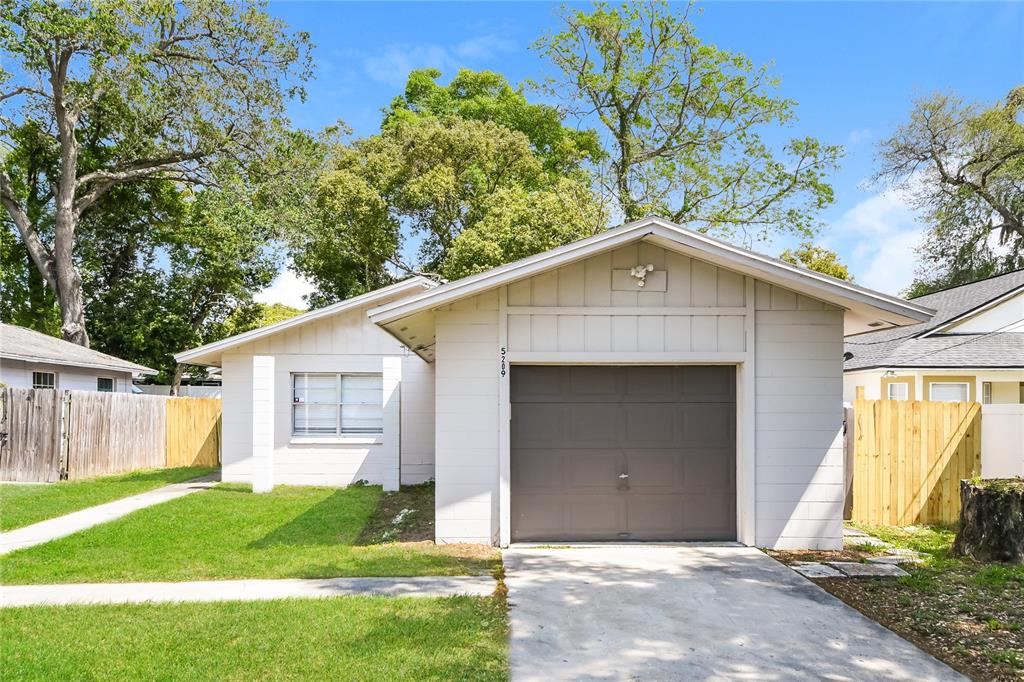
[823,186,926,296]
[255,266,314,310]
[845,128,873,146]
[362,35,517,87]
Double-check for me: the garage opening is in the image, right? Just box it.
[510,365,736,542]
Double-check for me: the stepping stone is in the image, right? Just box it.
[791,562,845,579]
[843,528,869,537]
[886,548,921,556]
[867,555,921,565]
[845,535,890,547]
[827,562,909,578]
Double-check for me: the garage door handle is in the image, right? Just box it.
[618,473,629,479]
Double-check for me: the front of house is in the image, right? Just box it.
[177,217,932,550]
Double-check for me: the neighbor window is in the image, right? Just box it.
[31,371,55,390]
[97,377,114,393]
[982,382,992,404]
[292,373,383,437]
[887,382,909,400]
[929,382,970,403]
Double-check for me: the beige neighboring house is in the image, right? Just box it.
[0,323,157,392]
[844,270,1024,478]
[843,270,1024,405]
[178,216,934,550]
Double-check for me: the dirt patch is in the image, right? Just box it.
[779,526,1024,681]
[357,483,437,544]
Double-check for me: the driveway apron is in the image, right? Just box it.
[504,545,963,681]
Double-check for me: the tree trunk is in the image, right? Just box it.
[169,364,186,397]
[953,480,1024,564]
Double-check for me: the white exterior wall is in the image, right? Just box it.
[431,241,845,550]
[845,368,1024,404]
[981,404,1024,478]
[754,282,845,550]
[947,290,1024,333]
[434,289,500,544]
[0,358,133,392]
[219,302,435,488]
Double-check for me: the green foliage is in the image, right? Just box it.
[779,242,853,280]
[291,93,606,293]
[384,68,602,179]
[877,88,1024,296]
[534,1,841,240]
[0,0,312,345]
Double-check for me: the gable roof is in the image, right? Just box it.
[0,323,157,375]
[369,216,934,360]
[175,276,437,366]
[844,269,1024,371]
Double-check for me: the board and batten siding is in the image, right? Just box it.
[431,241,845,549]
[220,299,435,489]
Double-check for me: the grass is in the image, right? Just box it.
[0,467,216,531]
[1,596,508,681]
[812,524,1024,681]
[0,483,499,584]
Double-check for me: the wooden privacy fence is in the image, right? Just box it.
[852,388,981,526]
[0,388,221,482]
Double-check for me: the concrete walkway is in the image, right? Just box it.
[0,475,219,556]
[1,576,497,607]
[505,545,964,682]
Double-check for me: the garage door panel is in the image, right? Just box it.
[512,450,564,488]
[511,365,736,542]
[568,405,624,444]
[623,450,682,490]
[625,404,678,444]
[682,404,735,447]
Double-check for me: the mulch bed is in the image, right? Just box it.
[770,540,1024,681]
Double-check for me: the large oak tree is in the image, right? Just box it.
[0,0,311,345]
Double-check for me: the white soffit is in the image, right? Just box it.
[175,277,437,366]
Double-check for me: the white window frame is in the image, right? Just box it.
[97,377,115,393]
[928,381,970,403]
[291,372,384,438]
[31,371,56,390]
[982,382,992,404]
[887,382,909,400]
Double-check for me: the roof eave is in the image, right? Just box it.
[369,217,934,327]
[175,277,438,366]
[0,351,157,375]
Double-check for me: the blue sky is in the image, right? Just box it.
[258,1,1024,307]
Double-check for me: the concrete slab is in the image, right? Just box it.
[843,527,870,537]
[505,545,961,681]
[0,475,219,556]
[845,535,891,548]
[0,576,496,607]
[868,555,922,565]
[791,561,846,578]
[829,561,911,578]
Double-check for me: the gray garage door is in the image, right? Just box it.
[511,365,736,542]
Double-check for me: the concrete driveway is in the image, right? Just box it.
[504,545,963,681]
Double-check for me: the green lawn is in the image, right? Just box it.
[0,467,217,531]
[1,596,508,681]
[0,483,499,584]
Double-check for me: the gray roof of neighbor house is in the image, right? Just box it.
[0,323,157,375]
[844,269,1024,370]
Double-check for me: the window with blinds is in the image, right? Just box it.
[292,373,383,437]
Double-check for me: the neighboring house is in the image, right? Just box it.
[0,323,156,392]
[177,217,932,550]
[843,269,1024,404]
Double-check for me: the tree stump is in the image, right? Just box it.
[952,479,1024,564]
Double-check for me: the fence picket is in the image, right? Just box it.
[852,396,981,525]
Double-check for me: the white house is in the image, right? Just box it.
[0,323,156,392]
[177,217,933,550]
[843,269,1024,478]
